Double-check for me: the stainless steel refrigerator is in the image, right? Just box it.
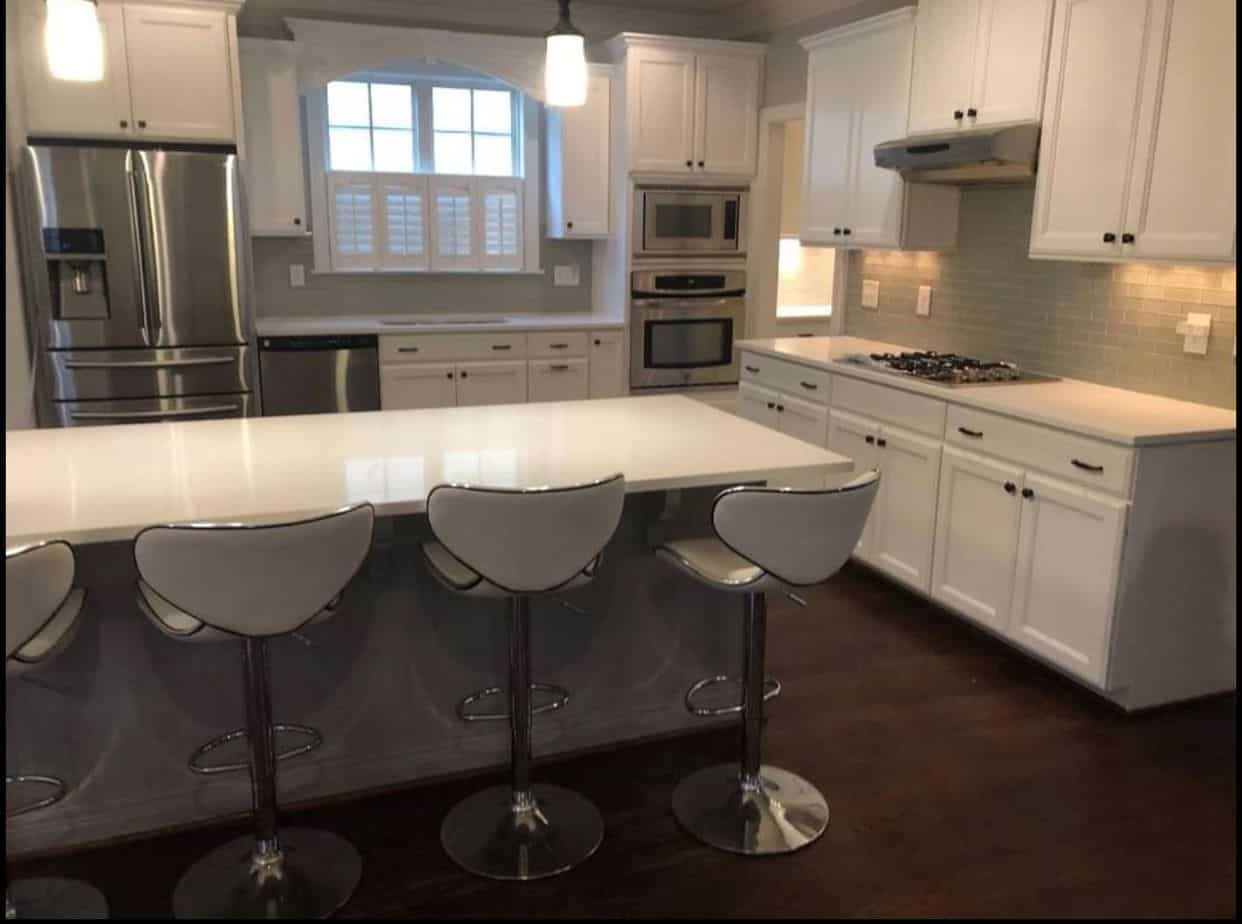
[16,144,257,426]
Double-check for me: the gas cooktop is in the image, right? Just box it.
[838,351,1060,387]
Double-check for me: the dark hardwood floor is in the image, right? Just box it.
[10,564,1236,918]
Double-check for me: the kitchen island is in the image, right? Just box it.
[5,396,852,854]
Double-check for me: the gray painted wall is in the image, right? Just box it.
[843,187,1238,409]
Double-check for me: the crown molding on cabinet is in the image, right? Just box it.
[605,31,768,57]
[798,5,914,51]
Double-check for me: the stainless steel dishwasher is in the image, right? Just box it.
[258,335,381,416]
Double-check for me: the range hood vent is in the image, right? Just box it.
[874,122,1040,185]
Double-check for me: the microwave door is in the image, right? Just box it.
[132,150,247,348]
[646,194,721,253]
[20,146,149,350]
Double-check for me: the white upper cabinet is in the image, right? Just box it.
[907,0,1054,135]
[546,69,612,239]
[239,39,308,236]
[800,9,960,251]
[1031,0,1235,263]
[19,0,134,139]
[611,35,765,177]
[692,53,762,175]
[123,4,237,142]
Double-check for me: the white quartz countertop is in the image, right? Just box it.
[736,336,1236,446]
[255,313,625,337]
[5,396,852,547]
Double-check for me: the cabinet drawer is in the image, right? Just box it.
[739,353,831,403]
[528,331,588,358]
[946,405,1135,497]
[380,333,527,363]
[529,358,589,402]
[831,374,946,437]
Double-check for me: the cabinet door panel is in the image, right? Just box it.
[738,381,780,430]
[529,359,588,403]
[693,53,761,175]
[548,72,611,237]
[908,0,979,135]
[240,40,307,235]
[931,447,1023,632]
[588,332,626,398]
[827,410,881,558]
[1009,473,1126,686]
[628,47,696,173]
[380,363,457,410]
[801,42,856,244]
[125,5,236,142]
[968,0,1054,128]
[1029,0,1154,258]
[870,424,942,592]
[1124,0,1236,262]
[456,360,529,407]
[777,392,828,447]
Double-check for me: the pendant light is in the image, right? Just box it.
[45,0,105,82]
[544,0,587,107]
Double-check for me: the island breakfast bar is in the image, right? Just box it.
[5,396,853,854]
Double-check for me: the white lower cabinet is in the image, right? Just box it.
[740,381,829,445]
[380,363,457,410]
[588,332,626,398]
[1009,473,1127,686]
[827,410,880,556]
[456,361,528,407]
[932,446,1024,633]
[529,359,589,402]
[738,381,780,429]
[868,424,942,593]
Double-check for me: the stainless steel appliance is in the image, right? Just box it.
[873,122,1040,185]
[16,143,256,426]
[837,351,1060,387]
[633,186,747,258]
[258,335,380,416]
[630,268,746,389]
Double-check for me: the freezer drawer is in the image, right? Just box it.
[49,393,255,427]
[47,346,254,400]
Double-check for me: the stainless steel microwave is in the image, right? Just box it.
[633,186,747,259]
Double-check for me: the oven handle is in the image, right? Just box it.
[633,297,742,309]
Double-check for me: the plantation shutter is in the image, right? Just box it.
[478,178,523,271]
[378,175,429,270]
[327,172,379,270]
[429,176,476,270]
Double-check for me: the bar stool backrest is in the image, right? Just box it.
[712,471,880,587]
[133,504,375,638]
[6,541,76,659]
[427,474,626,594]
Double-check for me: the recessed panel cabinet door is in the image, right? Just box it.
[931,446,1023,632]
[827,410,881,558]
[1123,0,1236,262]
[628,46,697,173]
[456,361,529,407]
[907,0,979,135]
[380,363,457,410]
[1009,473,1127,686]
[1029,0,1155,258]
[588,332,626,398]
[777,393,829,447]
[738,381,780,430]
[968,0,1055,129]
[869,424,942,593]
[693,53,761,175]
[800,40,856,244]
[124,5,236,142]
[239,39,308,235]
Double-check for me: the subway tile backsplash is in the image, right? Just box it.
[843,187,1237,409]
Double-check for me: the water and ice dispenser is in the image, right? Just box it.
[42,227,110,321]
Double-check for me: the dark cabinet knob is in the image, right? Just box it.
[697,160,705,168]
[593,338,601,346]
[1122,233,1135,244]
[766,402,775,410]
[137,120,147,129]
[1004,481,1016,494]
[864,435,875,445]
[119,120,129,128]
[293,217,302,226]
[567,221,574,229]
[446,372,454,379]
[1103,232,1116,243]
[833,228,842,235]
[967,107,978,117]
[685,160,693,167]
[1021,488,1034,500]
[876,437,887,447]
[842,228,852,236]
[953,109,964,119]
[776,404,785,412]
[460,371,468,379]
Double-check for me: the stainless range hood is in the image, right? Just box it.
[874,122,1040,185]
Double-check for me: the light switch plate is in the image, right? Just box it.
[289,264,306,288]
[553,264,581,286]
[861,279,880,309]
[916,285,932,316]
[1177,311,1212,355]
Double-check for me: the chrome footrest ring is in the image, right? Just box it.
[456,683,571,723]
[5,774,67,818]
[684,675,781,718]
[187,723,323,775]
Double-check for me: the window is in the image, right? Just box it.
[327,81,415,173]
[431,87,516,176]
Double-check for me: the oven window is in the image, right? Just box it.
[653,204,714,239]
[644,318,733,368]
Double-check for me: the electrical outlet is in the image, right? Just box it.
[289,264,306,288]
[916,285,932,317]
[553,264,581,286]
[861,279,880,309]
[1175,311,1212,355]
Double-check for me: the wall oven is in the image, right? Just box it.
[630,269,746,389]
[633,186,747,258]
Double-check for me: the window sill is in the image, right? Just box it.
[312,268,547,277]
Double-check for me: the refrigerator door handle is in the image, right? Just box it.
[129,152,162,342]
[63,356,237,370]
[69,403,241,421]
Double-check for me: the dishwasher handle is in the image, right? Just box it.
[259,335,378,351]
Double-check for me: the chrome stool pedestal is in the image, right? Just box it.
[671,593,828,855]
[171,638,360,920]
[440,597,603,881]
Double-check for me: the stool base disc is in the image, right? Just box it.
[441,783,603,881]
[171,827,360,919]
[7,877,108,919]
[672,763,828,855]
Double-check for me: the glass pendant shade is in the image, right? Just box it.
[45,0,105,82]
[544,0,587,107]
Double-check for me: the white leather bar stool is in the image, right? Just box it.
[423,474,625,881]
[656,471,879,856]
[133,504,374,919]
[6,541,108,919]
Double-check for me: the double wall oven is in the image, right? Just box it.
[629,268,746,389]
